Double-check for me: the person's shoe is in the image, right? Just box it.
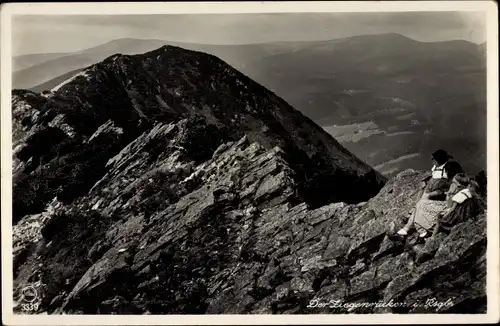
[397,229,408,236]
[388,229,407,241]
[414,231,431,245]
[418,231,428,238]
[419,231,432,239]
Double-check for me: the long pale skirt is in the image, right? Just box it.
[414,198,447,231]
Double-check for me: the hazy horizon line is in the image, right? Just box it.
[14,32,485,57]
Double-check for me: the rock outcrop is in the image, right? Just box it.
[12,45,486,314]
[11,45,385,226]
[13,119,486,314]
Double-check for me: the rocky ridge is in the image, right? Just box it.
[13,117,486,314]
[12,45,385,225]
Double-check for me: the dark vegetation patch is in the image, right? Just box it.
[40,209,114,310]
[178,117,233,164]
[12,125,128,224]
[131,170,185,220]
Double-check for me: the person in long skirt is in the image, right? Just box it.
[393,149,461,239]
[432,173,485,236]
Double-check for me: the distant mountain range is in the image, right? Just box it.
[13,52,73,72]
[13,33,486,177]
[13,38,297,91]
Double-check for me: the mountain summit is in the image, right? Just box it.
[12,45,385,223]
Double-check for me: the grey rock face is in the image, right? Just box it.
[13,121,486,314]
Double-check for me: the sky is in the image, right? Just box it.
[12,11,486,56]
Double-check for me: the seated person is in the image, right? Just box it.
[432,173,484,236]
[394,149,455,239]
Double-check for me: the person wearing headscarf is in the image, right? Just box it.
[432,173,485,236]
[393,149,459,239]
